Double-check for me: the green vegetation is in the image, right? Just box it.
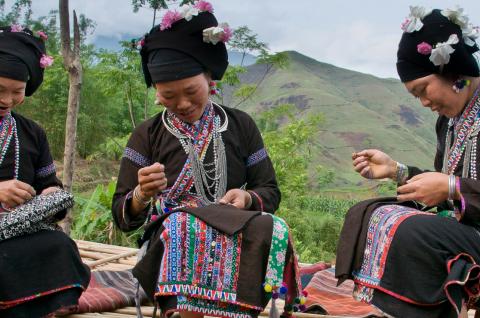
[1,1,430,262]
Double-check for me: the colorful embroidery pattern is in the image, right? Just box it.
[123,147,151,168]
[246,148,268,168]
[264,214,289,288]
[164,104,215,203]
[175,295,259,318]
[446,88,480,174]
[156,212,244,308]
[352,205,429,302]
[35,162,56,178]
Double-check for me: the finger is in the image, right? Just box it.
[359,166,372,179]
[219,190,236,204]
[139,172,166,185]
[139,163,165,176]
[141,179,167,193]
[7,194,26,207]
[13,188,34,201]
[397,183,416,194]
[230,200,243,209]
[352,156,368,166]
[353,161,369,173]
[356,149,374,158]
[406,174,422,183]
[14,180,36,196]
[397,192,419,202]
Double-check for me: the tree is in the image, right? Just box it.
[131,0,194,27]
[0,0,32,25]
[229,26,267,66]
[59,0,83,234]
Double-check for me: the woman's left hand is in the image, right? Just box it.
[397,172,449,206]
[40,187,60,195]
[219,189,252,210]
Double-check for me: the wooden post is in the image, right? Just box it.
[59,0,83,234]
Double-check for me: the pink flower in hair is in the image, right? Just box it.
[400,18,410,31]
[37,31,48,41]
[220,24,232,43]
[10,24,24,32]
[160,10,183,31]
[40,54,54,68]
[194,1,214,13]
[417,42,432,55]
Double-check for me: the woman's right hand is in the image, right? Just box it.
[137,162,168,200]
[0,180,36,209]
[352,149,397,180]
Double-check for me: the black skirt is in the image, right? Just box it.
[0,230,91,318]
[337,201,480,318]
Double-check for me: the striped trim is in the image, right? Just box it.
[123,147,151,167]
[248,190,264,212]
[0,284,84,309]
[246,148,268,167]
[35,163,56,178]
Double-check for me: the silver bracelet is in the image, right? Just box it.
[395,162,409,185]
[448,174,456,201]
[133,186,151,206]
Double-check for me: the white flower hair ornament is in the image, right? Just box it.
[441,6,469,29]
[441,6,479,47]
[401,6,432,33]
[203,23,232,45]
[429,34,459,67]
[179,4,200,21]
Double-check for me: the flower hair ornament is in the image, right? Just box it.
[401,6,479,82]
[401,6,432,33]
[415,34,459,71]
[6,24,54,68]
[159,1,231,44]
[203,23,232,45]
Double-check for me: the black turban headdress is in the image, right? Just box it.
[397,9,480,82]
[140,11,228,85]
[0,26,47,96]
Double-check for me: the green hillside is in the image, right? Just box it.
[232,51,438,189]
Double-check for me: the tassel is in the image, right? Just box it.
[269,297,280,318]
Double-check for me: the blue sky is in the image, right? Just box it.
[12,0,480,78]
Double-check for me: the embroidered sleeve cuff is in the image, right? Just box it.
[123,147,152,168]
[35,163,56,179]
[246,148,268,168]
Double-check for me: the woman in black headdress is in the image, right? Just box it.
[111,2,304,318]
[0,25,90,317]
[335,6,480,318]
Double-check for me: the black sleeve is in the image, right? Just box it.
[112,122,153,232]
[33,127,62,193]
[243,114,281,213]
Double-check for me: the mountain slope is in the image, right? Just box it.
[232,51,438,188]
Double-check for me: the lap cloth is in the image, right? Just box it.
[133,204,303,318]
[337,200,480,318]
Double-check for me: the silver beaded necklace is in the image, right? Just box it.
[0,112,20,180]
[162,101,228,205]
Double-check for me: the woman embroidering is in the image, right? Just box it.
[336,7,480,318]
[0,26,90,317]
[111,2,304,317]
